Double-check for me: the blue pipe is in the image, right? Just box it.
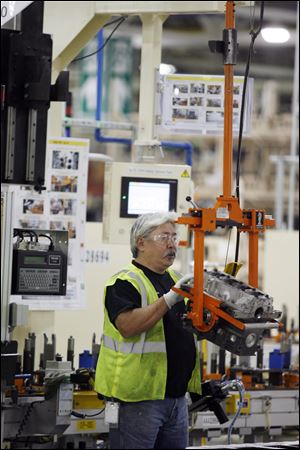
[161,140,193,167]
[94,30,193,165]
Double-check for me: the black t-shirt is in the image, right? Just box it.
[105,260,196,398]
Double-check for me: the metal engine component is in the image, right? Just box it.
[182,270,281,355]
[203,270,281,321]
[186,317,268,355]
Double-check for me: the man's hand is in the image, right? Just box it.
[164,273,194,309]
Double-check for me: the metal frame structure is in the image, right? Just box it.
[1,186,15,342]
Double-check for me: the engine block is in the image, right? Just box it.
[203,270,281,321]
[182,270,281,355]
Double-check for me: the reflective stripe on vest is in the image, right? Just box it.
[127,271,148,308]
[172,269,182,280]
[111,269,148,307]
[102,269,166,355]
[102,335,166,354]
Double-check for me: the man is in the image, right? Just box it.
[95,212,201,449]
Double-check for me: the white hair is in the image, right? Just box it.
[130,212,178,258]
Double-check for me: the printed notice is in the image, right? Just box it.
[157,74,253,136]
[11,137,89,310]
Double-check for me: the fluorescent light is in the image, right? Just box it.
[261,27,290,44]
[160,63,176,75]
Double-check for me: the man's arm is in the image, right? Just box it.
[115,296,168,338]
[113,272,194,338]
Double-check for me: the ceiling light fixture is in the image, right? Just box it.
[261,27,290,44]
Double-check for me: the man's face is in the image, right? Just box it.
[137,222,179,273]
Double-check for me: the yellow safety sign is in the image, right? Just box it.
[181,170,190,178]
[76,420,97,431]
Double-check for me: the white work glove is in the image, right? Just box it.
[164,273,194,309]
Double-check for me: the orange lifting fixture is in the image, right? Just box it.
[174,1,276,338]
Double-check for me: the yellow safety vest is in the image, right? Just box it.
[94,263,201,402]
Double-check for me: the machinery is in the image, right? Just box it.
[1,353,246,449]
[3,360,74,441]
[1,2,69,190]
[11,229,68,296]
[190,388,299,446]
[2,335,104,448]
[172,1,282,356]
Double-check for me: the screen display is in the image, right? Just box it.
[24,255,47,265]
[120,177,178,218]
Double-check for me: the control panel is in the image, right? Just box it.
[11,229,68,296]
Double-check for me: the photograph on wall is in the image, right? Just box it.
[49,220,66,231]
[206,98,222,108]
[233,112,239,126]
[207,84,222,95]
[51,175,78,193]
[190,97,203,107]
[50,198,77,216]
[186,109,198,120]
[23,198,44,215]
[233,98,240,109]
[206,111,224,124]
[52,150,79,170]
[67,221,77,239]
[18,218,47,230]
[50,220,77,239]
[190,83,205,94]
[172,97,188,106]
[233,85,240,95]
[172,108,186,120]
[173,83,189,94]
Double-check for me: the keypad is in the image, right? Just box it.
[19,268,60,292]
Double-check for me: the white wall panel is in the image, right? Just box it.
[263,230,299,329]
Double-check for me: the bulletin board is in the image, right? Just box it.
[11,137,89,310]
[157,74,253,136]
